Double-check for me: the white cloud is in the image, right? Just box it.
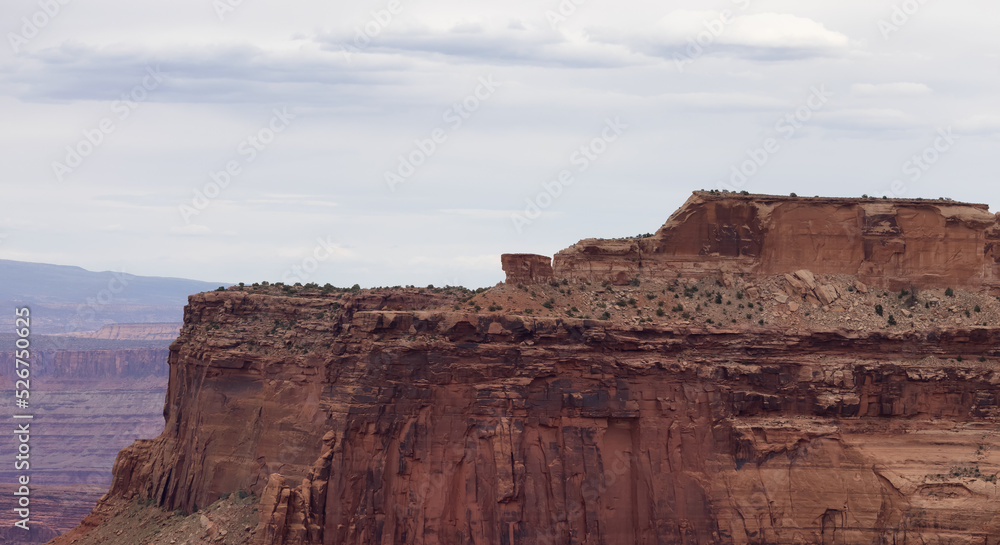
[955,115,1000,135]
[2,0,999,287]
[653,92,787,111]
[597,10,852,61]
[723,13,850,52]
[318,20,645,68]
[439,209,521,219]
[814,108,920,131]
[850,82,932,96]
[171,224,212,235]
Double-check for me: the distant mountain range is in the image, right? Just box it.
[0,259,227,334]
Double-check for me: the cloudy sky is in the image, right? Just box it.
[1,0,998,288]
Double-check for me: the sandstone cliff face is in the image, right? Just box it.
[53,193,1000,545]
[52,287,1000,545]
[533,192,1000,289]
[501,254,554,285]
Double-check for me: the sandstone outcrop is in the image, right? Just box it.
[52,193,1000,545]
[501,254,554,284]
[529,192,1000,289]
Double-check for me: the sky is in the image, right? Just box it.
[1,0,998,288]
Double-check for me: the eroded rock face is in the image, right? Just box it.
[553,192,1000,289]
[51,288,1000,545]
[501,254,554,284]
[52,193,1000,545]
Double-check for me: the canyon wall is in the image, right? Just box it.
[55,288,1000,545]
[539,192,1000,290]
[0,344,169,543]
[51,193,1000,545]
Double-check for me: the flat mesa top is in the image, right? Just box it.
[693,190,989,210]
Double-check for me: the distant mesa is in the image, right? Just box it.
[60,322,183,341]
[503,191,1000,290]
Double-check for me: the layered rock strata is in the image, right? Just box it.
[0,345,168,543]
[54,288,1000,545]
[504,192,1000,290]
[52,193,1000,545]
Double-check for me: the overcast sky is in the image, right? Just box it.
[1,0,998,288]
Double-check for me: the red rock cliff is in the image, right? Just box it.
[52,193,1000,545]
[531,192,1000,289]
[51,292,1000,545]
